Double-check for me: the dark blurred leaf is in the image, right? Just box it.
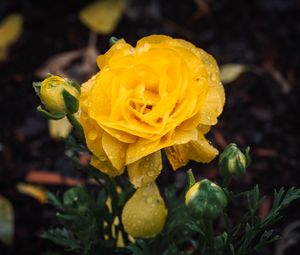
[0,195,14,245]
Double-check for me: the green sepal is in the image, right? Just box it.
[109,36,119,47]
[67,80,81,94]
[187,169,196,188]
[37,105,65,120]
[63,90,79,114]
[32,82,41,96]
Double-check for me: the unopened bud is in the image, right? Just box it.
[185,179,227,220]
[33,75,80,119]
[219,143,250,177]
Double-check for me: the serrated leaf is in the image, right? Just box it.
[49,117,72,139]
[63,187,92,214]
[79,0,124,34]
[220,64,250,84]
[47,192,63,210]
[0,195,14,245]
[42,228,80,251]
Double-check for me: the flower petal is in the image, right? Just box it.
[187,133,219,163]
[165,146,189,170]
[90,155,124,177]
[166,133,218,170]
[102,132,127,170]
[127,150,162,188]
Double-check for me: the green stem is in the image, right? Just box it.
[66,113,85,143]
[203,220,215,255]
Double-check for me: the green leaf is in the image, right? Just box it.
[63,187,92,214]
[47,192,63,210]
[32,81,41,96]
[37,105,65,120]
[63,89,79,114]
[0,195,14,245]
[42,228,81,251]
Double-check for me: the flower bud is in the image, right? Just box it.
[37,75,80,117]
[185,179,227,220]
[219,143,250,177]
[122,182,167,239]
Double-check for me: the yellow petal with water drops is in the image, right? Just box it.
[0,13,23,48]
[90,155,124,177]
[17,183,47,204]
[198,124,211,135]
[122,182,167,238]
[79,0,124,34]
[165,145,189,170]
[49,117,72,139]
[187,133,218,163]
[127,150,162,188]
[198,84,225,126]
[102,132,127,171]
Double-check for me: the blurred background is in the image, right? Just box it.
[0,0,300,254]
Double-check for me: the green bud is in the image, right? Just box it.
[219,143,250,177]
[185,179,227,220]
[33,74,80,118]
[109,36,119,47]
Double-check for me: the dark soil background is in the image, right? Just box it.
[0,0,300,254]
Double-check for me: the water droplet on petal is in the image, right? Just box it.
[146,197,153,204]
[88,129,98,140]
[147,171,155,177]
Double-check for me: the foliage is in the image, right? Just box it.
[43,164,300,255]
[0,195,14,245]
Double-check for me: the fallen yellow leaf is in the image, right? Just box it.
[17,183,48,204]
[79,0,124,34]
[220,64,249,84]
[49,117,72,139]
[0,13,23,60]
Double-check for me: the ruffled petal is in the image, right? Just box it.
[166,132,218,170]
[127,150,162,188]
[90,156,124,177]
[165,146,189,170]
[102,132,127,170]
[187,133,219,163]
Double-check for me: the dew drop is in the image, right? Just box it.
[88,130,98,140]
[147,170,155,177]
[146,197,153,204]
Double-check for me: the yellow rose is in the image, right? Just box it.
[80,35,225,186]
[40,75,80,116]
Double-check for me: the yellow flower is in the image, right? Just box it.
[80,35,225,186]
[121,182,167,238]
[40,75,80,115]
